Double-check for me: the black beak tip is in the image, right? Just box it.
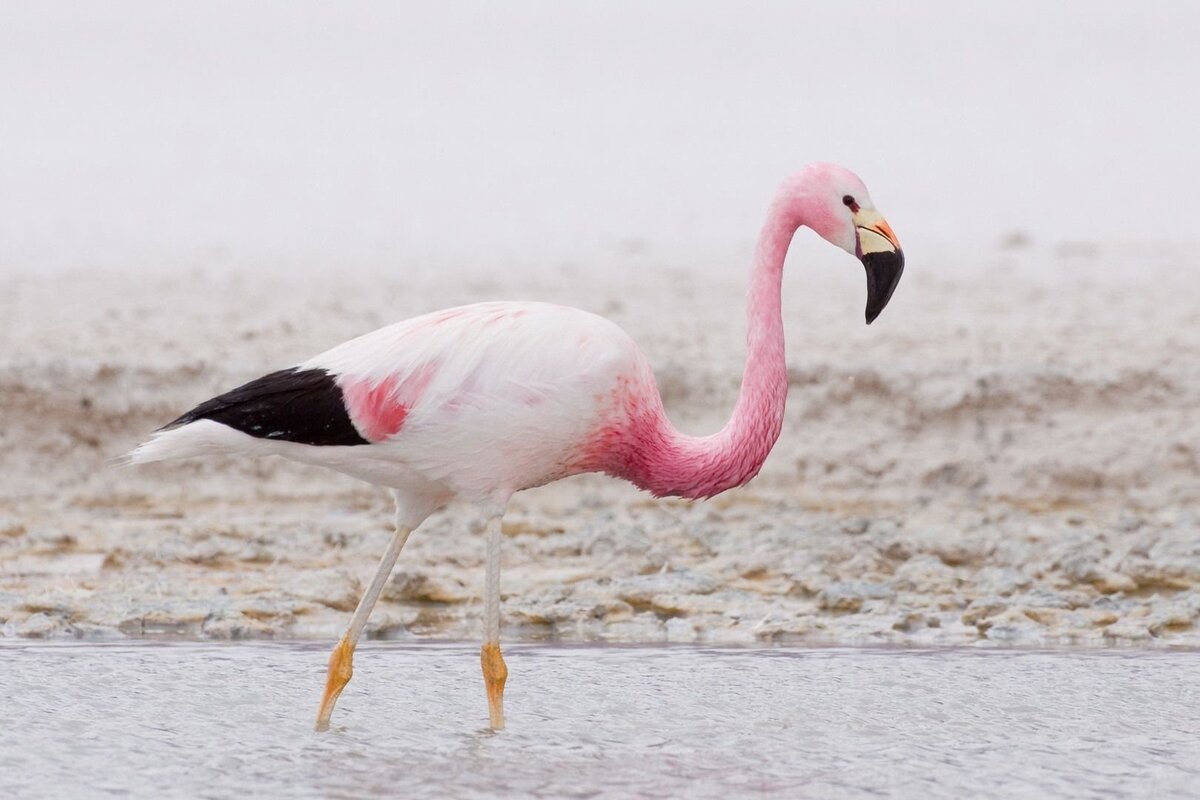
[862,249,905,325]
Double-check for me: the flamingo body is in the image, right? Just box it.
[135,300,652,507]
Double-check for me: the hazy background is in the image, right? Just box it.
[2,1,1198,277]
[3,2,1200,658]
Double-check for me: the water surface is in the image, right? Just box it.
[3,642,1198,799]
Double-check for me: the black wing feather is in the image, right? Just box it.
[163,367,369,446]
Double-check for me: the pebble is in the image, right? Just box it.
[665,617,698,642]
[892,555,959,593]
[613,570,720,606]
[892,611,937,632]
[1103,620,1153,641]
[752,612,819,640]
[1059,555,1136,594]
[818,581,894,613]
[1093,571,1137,594]
[1145,602,1198,636]
[384,570,473,605]
[972,567,1032,597]
[1119,555,1196,591]
[962,596,1009,627]
[982,609,1044,643]
[16,612,67,638]
[287,568,362,612]
[1010,588,1080,610]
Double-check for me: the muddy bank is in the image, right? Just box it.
[2,248,1198,644]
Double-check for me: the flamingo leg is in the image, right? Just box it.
[314,498,414,732]
[481,511,508,730]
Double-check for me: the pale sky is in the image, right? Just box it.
[2,2,1196,275]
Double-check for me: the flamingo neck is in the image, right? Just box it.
[616,192,803,499]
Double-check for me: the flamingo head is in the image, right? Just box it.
[787,163,905,324]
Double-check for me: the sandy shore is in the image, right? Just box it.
[2,245,1198,645]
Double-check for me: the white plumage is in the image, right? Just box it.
[132,300,648,511]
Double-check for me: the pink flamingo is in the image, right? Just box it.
[130,162,904,731]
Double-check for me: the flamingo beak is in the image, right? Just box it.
[854,211,904,324]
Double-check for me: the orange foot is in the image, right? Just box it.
[481,642,508,730]
[315,637,355,732]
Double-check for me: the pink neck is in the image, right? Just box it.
[608,190,804,499]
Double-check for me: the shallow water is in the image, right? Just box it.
[3,643,1198,799]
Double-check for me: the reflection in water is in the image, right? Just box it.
[3,643,1198,799]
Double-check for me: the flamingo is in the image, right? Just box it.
[129,162,904,731]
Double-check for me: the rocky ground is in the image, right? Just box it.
[2,245,1198,646]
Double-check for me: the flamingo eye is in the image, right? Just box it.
[842,195,860,213]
